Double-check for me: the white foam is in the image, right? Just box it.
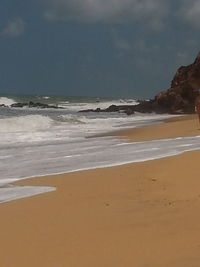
[1,134,200,181]
[59,114,87,124]
[0,186,55,203]
[59,112,173,133]
[0,115,53,133]
[0,112,174,146]
[59,99,138,111]
[0,97,16,106]
[0,106,185,203]
[1,132,200,203]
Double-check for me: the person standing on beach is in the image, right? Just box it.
[195,89,200,124]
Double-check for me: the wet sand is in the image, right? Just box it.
[1,114,200,266]
[101,114,200,141]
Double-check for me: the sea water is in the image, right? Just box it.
[0,95,200,203]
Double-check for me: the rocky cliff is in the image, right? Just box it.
[153,52,200,113]
[80,52,200,114]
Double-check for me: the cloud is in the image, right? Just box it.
[44,0,169,26]
[1,18,25,37]
[111,29,131,53]
[179,0,200,28]
[115,39,131,51]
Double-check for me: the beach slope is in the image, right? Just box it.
[0,115,200,266]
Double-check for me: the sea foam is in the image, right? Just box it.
[0,95,189,203]
[0,115,53,133]
[0,97,16,106]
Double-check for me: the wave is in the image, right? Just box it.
[58,114,87,124]
[0,96,139,111]
[58,99,138,111]
[0,97,16,106]
[0,115,53,133]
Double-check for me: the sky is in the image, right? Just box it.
[0,0,200,98]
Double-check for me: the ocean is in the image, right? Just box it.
[1,95,200,203]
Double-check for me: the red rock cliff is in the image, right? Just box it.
[154,52,200,113]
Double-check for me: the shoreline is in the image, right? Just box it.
[92,114,200,141]
[7,114,200,193]
[1,150,200,266]
[1,113,200,266]
[10,113,199,187]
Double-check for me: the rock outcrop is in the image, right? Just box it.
[10,101,62,109]
[154,52,200,113]
[80,52,200,114]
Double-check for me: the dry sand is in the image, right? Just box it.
[1,114,200,266]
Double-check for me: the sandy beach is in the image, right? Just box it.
[103,114,200,141]
[1,114,200,267]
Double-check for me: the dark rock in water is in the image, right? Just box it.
[105,105,120,112]
[125,108,134,116]
[11,102,27,108]
[79,109,94,113]
[80,104,135,114]
[28,101,50,108]
[106,105,135,114]
[10,101,62,109]
[134,100,154,113]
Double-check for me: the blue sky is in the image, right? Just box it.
[0,0,200,98]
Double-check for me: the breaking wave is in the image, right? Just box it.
[59,99,138,111]
[58,114,87,124]
[0,97,16,106]
[0,115,53,133]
